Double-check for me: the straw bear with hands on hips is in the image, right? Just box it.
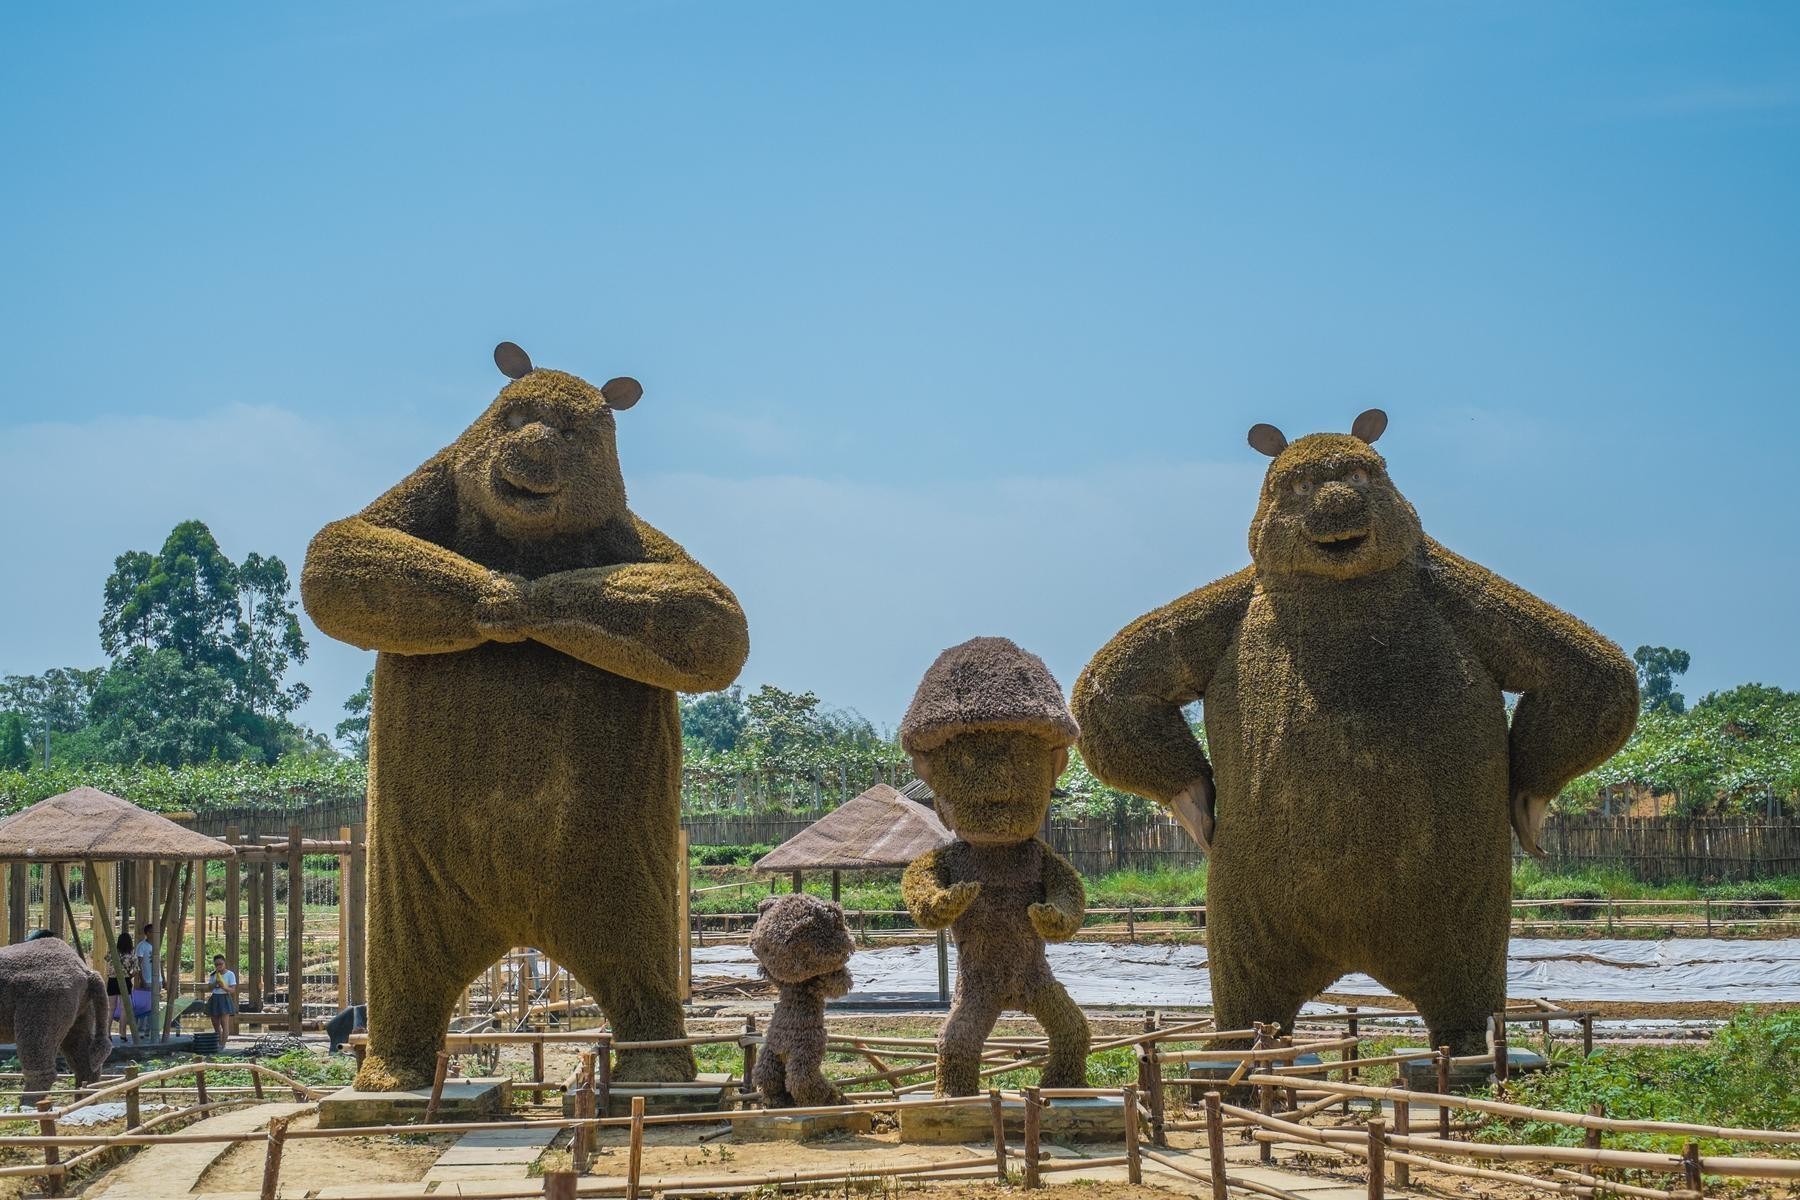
[302,342,749,1090]
[1073,410,1637,1055]
[748,893,856,1108]
[901,637,1090,1097]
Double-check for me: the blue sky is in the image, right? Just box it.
[3,3,1797,742]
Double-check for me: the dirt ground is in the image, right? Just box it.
[194,1112,449,1192]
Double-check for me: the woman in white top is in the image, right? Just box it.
[206,955,237,1045]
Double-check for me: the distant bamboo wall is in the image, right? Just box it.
[188,797,1800,883]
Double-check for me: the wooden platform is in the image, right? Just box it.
[561,1073,735,1117]
[317,1076,512,1128]
[900,1095,1126,1144]
[731,1109,873,1141]
[1399,1047,1548,1092]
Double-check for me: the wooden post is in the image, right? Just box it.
[1122,1085,1142,1184]
[162,861,195,1039]
[532,1036,547,1103]
[0,864,10,946]
[348,823,367,1006]
[260,1114,290,1200]
[575,1050,597,1171]
[1438,1046,1452,1139]
[1582,1013,1594,1057]
[831,869,842,903]
[1682,1141,1702,1195]
[9,862,29,943]
[337,826,353,1011]
[1392,1076,1410,1188]
[192,858,208,995]
[626,1094,646,1200]
[1144,1035,1166,1146]
[262,856,277,1002]
[596,1032,613,1116]
[424,1051,449,1123]
[85,860,137,1045]
[246,858,263,1010]
[196,1065,209,1105]
[1493,1012,1510,1084]
[38,1097,61,1197]
[253,1067,265,1100]
[1344,1005,1360,1114]
[741,1017,758,1096]
[1258,1074,1274,1162]
[124,1063,141,1128]
[1203,1091,1228,1200]
[86,862,113,976]
[1126,903,1136,942]
[543,1171,578,1200]
[1366,1115,1386,1200]
[47,865,66,938]
[1023,1086,1042,1189]
[790,870,802,894]
[286,826,303,1033]
[990,1088,1008,1180]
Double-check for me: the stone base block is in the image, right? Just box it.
[317,1077,512,1128]
[900,1095,1125,1144]
[1398,1047,1548,1093]
[731,1109,874,1141]
[575,1072,733,1118]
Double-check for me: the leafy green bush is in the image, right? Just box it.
[1482,1009,1800,1154]
[689,843,776,868]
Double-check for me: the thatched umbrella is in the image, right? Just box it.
[755,783,956,1001]
[0,787,235,1043]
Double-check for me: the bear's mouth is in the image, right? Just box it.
[494,474,561,506]
[1311,529,1369,557]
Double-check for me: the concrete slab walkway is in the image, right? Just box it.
[85,1101,312,1198]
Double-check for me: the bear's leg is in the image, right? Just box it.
[357,891,508,1092]
[1025,978,1090,1089]
[1208,928,1339,1049]
[753,1046,792,1108]
[783,1022,843,1108]
[552,943,696,1083]
[1380,945,1505,1058]
[935,989,1002,1097]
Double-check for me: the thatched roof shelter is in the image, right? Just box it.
[755,783,951,872]
[0,787,233,862]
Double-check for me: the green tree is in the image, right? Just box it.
[681,686,746,753]
[0,667,102,738]
[87,647,255,767]
[0,714,30,771]
[234,552,311,717]
[1634,645,1691,715]
[336,669,374,761]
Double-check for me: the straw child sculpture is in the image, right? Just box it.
[1073,410,1637,1054]
[302,342,749,1089]
[748,893,856,1108]
[901,637,1090,1096]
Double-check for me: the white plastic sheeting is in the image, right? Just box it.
[693,937,1800,1006]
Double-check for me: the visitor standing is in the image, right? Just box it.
[206,954,237,1046]
[134,923,157,993]
[108,932,133,1037]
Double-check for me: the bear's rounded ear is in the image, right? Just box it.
[1248,423,1288,457]
[601,377,643,411]
[494,342,534,380]
[1351,408,1388,444]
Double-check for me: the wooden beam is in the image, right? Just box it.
[678,830,691,1004]
[85,861,138,1045]
[47,866,66,938]
[347,823,366,1007]
[193,858,208,993]
[163,863,195,1040]
[287,826,303,1033]
[8,863,27,943]
[86,864,112,975]
[336,825,351,1011]
[262,855,276,1001]
[246,859,263,1010]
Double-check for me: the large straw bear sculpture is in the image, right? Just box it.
[1073,411,1637,1055]
[302,342,749,1089]
[901,638,1090,1096]
[748,893,856,1108]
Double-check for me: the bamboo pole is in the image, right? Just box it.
[990,1089,1007,1180]
[348,822,367,1007]
[424,1052,449,1124]
[543,1170,577,1199]
[286,825,303,1032]
[260,1115,289,1200]
[246,857,262,1011]
[1123,1085,1141,1184]
[1367,1116,1386,1200]
[83,861,137,1045]
[337,825,352,1011]
[193,858,208,995]
[626,1095,645,1200]
[1202,1090,1228,1200]
[1022,1086,1041,1189]
[38,1098,61,1197]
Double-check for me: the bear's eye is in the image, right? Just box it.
[1345,468,1369,486]
[560,426,576,442]
[505,410,528,431]
[1291,478,1314,498]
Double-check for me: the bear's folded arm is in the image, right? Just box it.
[302,517,514,655]
[1071,566,1257,805]
[1421,538,1639,820]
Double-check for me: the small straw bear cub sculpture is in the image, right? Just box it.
[748,893,856,1108]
